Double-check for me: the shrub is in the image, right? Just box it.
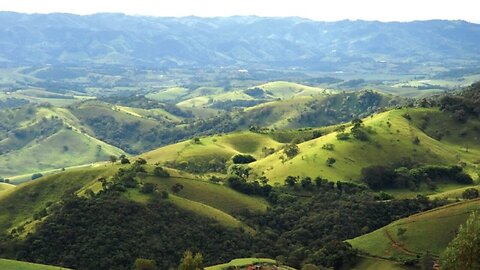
[462,188,479,200]
[232,154,256,164]
[402,113,412,120]
[336,133,350,140]
[135,158,147,165]
[284,143,300,159]
[153,166,170,177]
[326,157,336,167]
[171,183,184,193]
[31,173,43,180]
[322,143,335,151]
[140,183,156,194]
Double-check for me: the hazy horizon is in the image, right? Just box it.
[1,0,479,23]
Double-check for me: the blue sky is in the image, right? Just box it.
[0,0,478,22]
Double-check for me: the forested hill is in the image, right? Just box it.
[1,12,480,72]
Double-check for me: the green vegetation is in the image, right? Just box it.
[349,199,480,262]
[251,107,480,187]
[0,259,69,270]
[350,256,416,270]
[206,258,291,270]
[441,211,480,270]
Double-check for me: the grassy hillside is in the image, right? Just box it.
[349,199,480,260]
[254,81,332,99]
[0,162,267,237]
[0,105,124,177]
[0,182,14,194]
[241,90,401,129]
[0,259,69,270]
[206,258,295,270]
[350,256,416,270]
[118,173,268,233]
[250,108,479,184]
[0,129,123,177]
[141,131,283,166]
[0,166,117,236]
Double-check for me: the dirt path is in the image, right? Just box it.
[383,228,419,256]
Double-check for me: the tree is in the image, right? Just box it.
[301,264,320,270]
[232,154,256,164]
[135,158,147,165]
[134,258,157,270]
[120,157,130,164]
[285,176,297,187]
[109,155,117,163]
[441,211,480,270]
[178,250,204,270]
[462,188,479,200]
[153,166,170,177]
[31,173,43,180]
[140,183,156,194]
[284,143,299,159]
[326,157,336,167]
[171,183,184,193]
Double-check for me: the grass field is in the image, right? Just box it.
[141,131,283,165]
[349,256,417,270]
[349,199,480,260]
[206,258,295,270]
[250,108,479,184]
[0,259,69,270]
[0,128,124,177]
[142,175,267,214]
[145,86,190,101]
[256,81,333,99]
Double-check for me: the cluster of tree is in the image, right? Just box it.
[231,154,256,164]
[0,177,10,183]
[165,158,226,174]
[283,143,300,159]
[242,182,446,269]
[361,164,473,190]
[226,175,272,197]
[441,211,480,270]
[440,82,480,122]
[350,118,369,141]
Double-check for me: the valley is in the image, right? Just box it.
[0,11,479,270]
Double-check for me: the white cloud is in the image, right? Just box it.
[0,0,478,22]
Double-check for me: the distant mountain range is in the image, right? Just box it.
[1,12,480,72]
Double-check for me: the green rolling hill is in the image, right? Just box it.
[250,107,480,185]
[349,199,480,261]
[140,131,283,168]
[0,105,124,177]
[0,162,267,237]
[240,89,402,129]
